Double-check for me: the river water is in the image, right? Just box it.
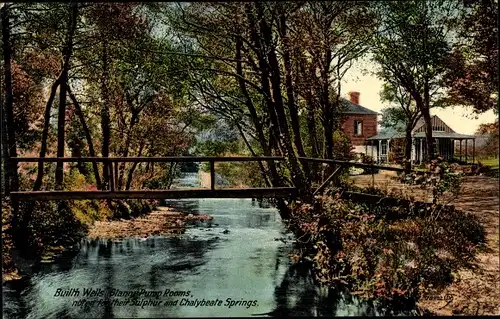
[3,173,414,318]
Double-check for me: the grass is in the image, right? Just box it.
[477,157,499,168]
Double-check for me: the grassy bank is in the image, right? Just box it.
[2,196,162,280]
[285,189,486,313]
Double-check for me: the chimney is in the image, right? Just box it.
[348,91,360,104]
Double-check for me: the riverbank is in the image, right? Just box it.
[349,173,499,316]
[2,198,212,282]
[88,206,213,240]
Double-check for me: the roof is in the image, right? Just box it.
[340,98,379,115]
[368,131,476,140]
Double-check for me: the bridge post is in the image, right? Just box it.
[109,160,115,191]
[114,160,118,190]
[210,160,215,191]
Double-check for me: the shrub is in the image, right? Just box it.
[288,190,485,304]
[332,130,355,160]
[401,157,463,204]
[359,153,379,174]
[216,161,267,187]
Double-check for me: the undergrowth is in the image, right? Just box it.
[286,158,486,306]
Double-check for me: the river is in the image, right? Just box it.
[3,173,414,318]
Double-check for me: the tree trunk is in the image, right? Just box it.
[235,32,281,187]
[55,3,78,189]
[118,111,138,190]
[423,82,434,162]
[125,141,145,190]
[404,127,412,172]
[1,4,19,196]
[306,104,320,158]
[254,2,308,198]
[1,94,9,194]
[33,78,61,191]
[100,38,110,189]
[279,12,309,179]
[68,86,102,188]
[2,4,20,239]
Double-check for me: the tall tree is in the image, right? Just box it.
[164,1,376,199]
[55,2,78,189]
[444,0,498,114]
[371,0,456,162]
[1,3,20,196]
[291,2,376,159]
[379,83,422,171]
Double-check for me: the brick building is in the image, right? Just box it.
[340,91,379,158]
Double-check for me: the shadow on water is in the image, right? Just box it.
[3,173,416,318]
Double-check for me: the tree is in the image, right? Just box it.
[475,120,499,159]
[379,83,422,171]
[163,1,377,201]
[371,0,457,162]
[290,2,376,160]
[54,3,78,189]
[1,4,20,196]
[444,0,498,114]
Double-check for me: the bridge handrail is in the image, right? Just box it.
[10,156,286,163]
[298,156,416,173]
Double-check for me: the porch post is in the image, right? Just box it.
[419,138,423,164]
[378,140,382,163]
[371,140,374,161]
[411,137,416,162]
[459,139,462,162]
[465,139,468,164]
[472,139,475,164]
[435,138,439,158]
[450,139,453,160]
[387,139,391,163]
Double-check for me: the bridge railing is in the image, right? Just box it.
[9,156,418,201]
[9,156,291,200]
[298,157,410,172]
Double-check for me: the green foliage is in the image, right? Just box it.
[17,200,88,258]
[371,0,457,121]
[196,140,240,157]
[142,164,180,189]
[215,162,267,188]
[379,107,407,131]
[332,130,354,160]
[288,191,485,303]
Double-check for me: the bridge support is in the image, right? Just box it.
[210,160,215,191]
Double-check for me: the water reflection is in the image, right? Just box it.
[3,173,415,318]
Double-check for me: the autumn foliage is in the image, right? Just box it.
[287,190,485,304]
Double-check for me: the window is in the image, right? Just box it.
[381,140,388,155]
[354,120,363,136]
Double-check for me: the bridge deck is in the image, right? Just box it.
[10,187,297,201]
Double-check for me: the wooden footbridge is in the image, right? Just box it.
[9,156,410,201]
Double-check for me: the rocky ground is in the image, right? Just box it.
[350,172,500,316]
[88,206,213,240]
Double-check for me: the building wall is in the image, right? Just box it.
[352,145,378,160]
[341,114,378,146]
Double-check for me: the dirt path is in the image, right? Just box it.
[350,173,500,316]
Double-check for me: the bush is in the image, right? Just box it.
[216,161,267,187]
[359,153,379,174]
[401,157,463,204]
[288,190,485,304]
[332,130,354,160]
[16,200,88,258]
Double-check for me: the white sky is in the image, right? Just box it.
[341,61,497,135]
